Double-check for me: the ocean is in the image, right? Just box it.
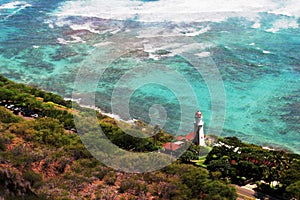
[0,0,299,153]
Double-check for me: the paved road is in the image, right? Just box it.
[233,185,284,200]
[233,185,256,200]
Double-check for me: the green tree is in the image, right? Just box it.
[163,164,210,198]
[179,143,200,163]
[286,180,300,199]
[203,180,237,200]
[281,160,300,187]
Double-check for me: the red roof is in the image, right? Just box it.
[176,136,185,141]
[163,142,181,151]
[176,132,195,141]
[185,132,195,141]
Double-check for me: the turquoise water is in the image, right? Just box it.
[0,0,299,153]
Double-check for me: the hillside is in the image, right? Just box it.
[0,75,299,199]
[0,75,237,199]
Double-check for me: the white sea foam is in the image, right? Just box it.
[0,1,29,9]
[70,23,121,36]
[71,35,86,43]
[182,26,211,37]
[268,0,300,18]
[195,51,211,58]
[0,1,31,19]
[54,0,299,23]
[266,18,299,33]
[71,102,134,124]
[262,50,271,54]
[148,53,160,60]
[48,23,54,29]
[54,17,70,27]
[70,23,101,34]
[44,20,55,29]
[57,36,86,44]
[137,27,182,38]
[252,21,261,29]
[136,25,210,39]
[262,146,275,151]
[93,42,113,47]
[56,17,122,36]
[57,38,68,45]
[143,41,213,60]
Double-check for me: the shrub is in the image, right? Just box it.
[23,170,43,188]
[0,137,6,151]
[203,180,237,200]
[285,180,300,199]
[119,178,132,193]
[103,171,117,185]
[92,167,109,180]
[0,107,22,123]
[78,158,99,168]
[119,177,148,195]
[67,144,92,160]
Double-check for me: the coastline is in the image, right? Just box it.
[64,97,137,125]
[0,73,296,154]
[64,98,295,154]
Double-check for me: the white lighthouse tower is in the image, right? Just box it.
[193,111,206,146]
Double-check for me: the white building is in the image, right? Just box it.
[193,111,206,146]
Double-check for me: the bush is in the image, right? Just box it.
[67,144,92,160]
[78,158,99,168]
[203,180,237,200]
[92,167,109,180]
[0,138,6,151]
[0,107,22,123]
[119,178,133,193]
[119,177,148,195]
[103,171,117,185]
[285,180,300,199]
[23,170,43,188]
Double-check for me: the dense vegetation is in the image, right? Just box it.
[0,75,299,199]
[205,137,300,199]
[0,75,237,199]
[0,75,74,129]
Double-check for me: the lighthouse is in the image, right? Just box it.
[193,110,206,146]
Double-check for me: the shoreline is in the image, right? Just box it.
[64,98,295,154]
[64,98,137,125]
